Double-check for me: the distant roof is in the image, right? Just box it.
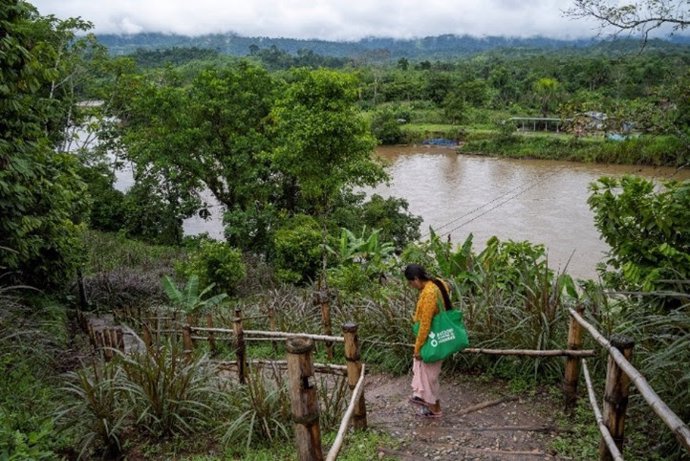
[76,100,105,108]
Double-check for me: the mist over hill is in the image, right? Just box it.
[96,32,690,60]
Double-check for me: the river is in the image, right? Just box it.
[116,146,690,280]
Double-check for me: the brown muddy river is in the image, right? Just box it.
[176,145,689,280]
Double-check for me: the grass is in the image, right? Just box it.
[0,293,74,459]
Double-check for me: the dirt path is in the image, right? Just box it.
[364,373,572,461]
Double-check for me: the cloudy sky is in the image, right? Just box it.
[30,0,610,40]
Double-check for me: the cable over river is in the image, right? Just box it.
[367,146,690,279]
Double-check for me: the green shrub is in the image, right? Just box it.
[371,109,405,145]
[273,215,324,284]
[179,240,246,295]
[220,368,292,454]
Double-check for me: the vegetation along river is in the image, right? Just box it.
[119,145,690,280]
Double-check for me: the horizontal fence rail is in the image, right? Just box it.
[326,363,366,461]
[188,325,345,344]
[582,359,624,461]
[569,307,690,453]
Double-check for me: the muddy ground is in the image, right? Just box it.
[364,373,575,461]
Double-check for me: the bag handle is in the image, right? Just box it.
[431,278,452,311]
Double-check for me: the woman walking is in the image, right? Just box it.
[404,263,451,418]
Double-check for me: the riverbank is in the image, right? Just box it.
[399,123,688,167]
[462,132,688,167]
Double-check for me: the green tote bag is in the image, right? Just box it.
[412,283,469,363]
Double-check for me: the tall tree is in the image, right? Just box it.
[271,69,386,217]
[115,63,279,245]
[0,0,91,287]
[271,69,387,281]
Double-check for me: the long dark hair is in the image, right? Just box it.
[404,264,452,310]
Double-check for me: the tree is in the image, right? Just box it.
[271,69,386,281]
[115,63,279,246]
[0,0,92,287]
[271,69,386,216]
[566,0,690,43]
[533,77,561,117]
[588,175,690,309]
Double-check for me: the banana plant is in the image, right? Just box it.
[161,275,228,316]
[328,227,395,265]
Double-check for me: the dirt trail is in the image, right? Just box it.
[364,373,572,461]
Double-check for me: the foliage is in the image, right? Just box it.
[59,363,128,458]
[462,132,687,166]
[607,300,690,458]
[59,344,226,456]
[588,176,690,309]
[113,62,278,250]
[117,344,223,438]
[0,293,69,460]
[177,240,246,296]
[271,69,386,215]
[77,162,128,233]
[272,215,325,284]
[120,178,196,246]
[80,230,182,310]
[162,275,228,316]
[0,1,94,288]
[85,267,169,311]
[330,192,422,252]
[371,109,405,144]
[220,368,292,453]
[566,0,690,40]
[326,227,397,298]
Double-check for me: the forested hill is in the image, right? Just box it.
[96,32,690,59]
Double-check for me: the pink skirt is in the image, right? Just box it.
[411,358,443,404]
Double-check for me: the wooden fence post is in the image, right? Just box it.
[116,328,124,354]
[599,335,635,461]
[286,337,324,461]
[182,325,194,363]
[233,308,247,384]
[564,303,586,410]
[316,290,333,360]
[342,322,367,430]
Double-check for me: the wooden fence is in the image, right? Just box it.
[566,307,690,460]
[87,303,690,461]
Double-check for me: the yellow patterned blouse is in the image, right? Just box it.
[412,279,450,354]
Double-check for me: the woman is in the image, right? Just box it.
[404,263,450,418]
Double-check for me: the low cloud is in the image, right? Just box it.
[32,0,604,39]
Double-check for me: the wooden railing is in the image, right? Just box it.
[99,304,690,461]
[131,308,367,461]
[567,307,690,460]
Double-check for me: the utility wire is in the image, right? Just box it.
[427,166,567,239]
[420,181,526,238]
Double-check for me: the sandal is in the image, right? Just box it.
[408,396,429,407]
[417,406,442,418]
